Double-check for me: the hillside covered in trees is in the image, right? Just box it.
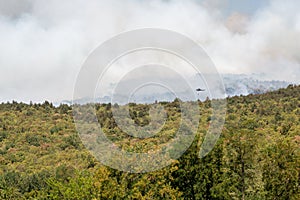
[0,85,299,199]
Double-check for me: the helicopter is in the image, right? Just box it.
[196,88,205,92]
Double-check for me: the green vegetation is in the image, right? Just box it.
[0,85,299,199]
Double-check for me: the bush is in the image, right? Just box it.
[0,131,8,142]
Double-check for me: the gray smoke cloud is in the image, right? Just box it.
[0,0,299,102]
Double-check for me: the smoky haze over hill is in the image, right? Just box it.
[65,73,290,105]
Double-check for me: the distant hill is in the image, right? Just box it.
[62,74,291,105]
[221,73,290,96]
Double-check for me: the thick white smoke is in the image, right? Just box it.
[0,0,299,102]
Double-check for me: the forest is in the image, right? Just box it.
[0,85,299,199]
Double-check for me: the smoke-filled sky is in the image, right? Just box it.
[0,0,299,103]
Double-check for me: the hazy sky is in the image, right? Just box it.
[0,0,299,103]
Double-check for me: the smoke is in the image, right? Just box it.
[0,0,299,102]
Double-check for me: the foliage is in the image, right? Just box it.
[0,85,299,199]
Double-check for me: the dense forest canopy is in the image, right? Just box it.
[0,85,299,199]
